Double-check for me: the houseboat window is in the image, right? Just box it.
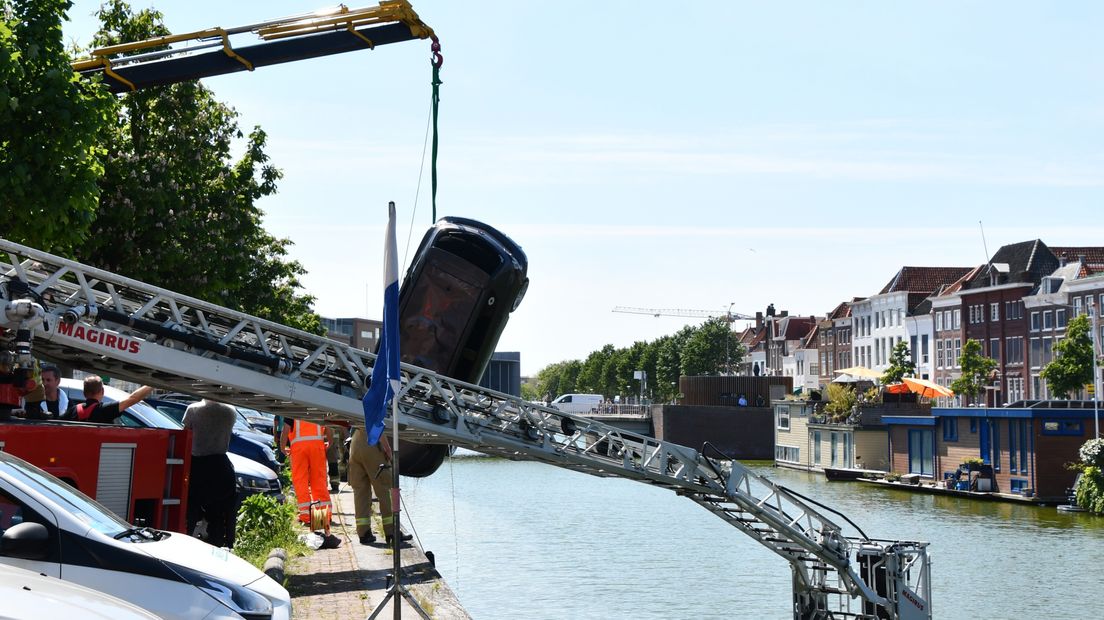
[776,407,790,430]
[908,429,934,477]
[813,431,822,466]
[942,417,958,441]
[843,433,852,468]
[1009,422,1017,472]
[830,432,839,468]
[970,418,977,433]
[775,445,800,463]
[1042,420,1083,436]
[1018,420,1030,475]
[992,422,1001,472]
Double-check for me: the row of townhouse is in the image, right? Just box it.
[739,239,1104,406]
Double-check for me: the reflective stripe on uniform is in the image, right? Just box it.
[290,419,325,443]
[356,517,372,526]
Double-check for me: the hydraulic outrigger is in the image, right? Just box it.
[2,237,931,619]
[8,3,935,616]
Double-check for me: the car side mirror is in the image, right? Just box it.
[1,521,50,560]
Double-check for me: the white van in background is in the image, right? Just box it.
[548,393,602,414]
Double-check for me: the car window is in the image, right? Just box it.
[0,457,127,537]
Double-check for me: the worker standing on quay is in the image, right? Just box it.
[280,418,332,526]
[347,427,411,545]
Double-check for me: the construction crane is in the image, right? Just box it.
[1,238,932,619]
[71,1,436,93]
[612,305,755,323]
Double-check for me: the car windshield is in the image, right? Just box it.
[0,453,129,537]
[110,398,183,430]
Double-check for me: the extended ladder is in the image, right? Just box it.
[1,237,931,620]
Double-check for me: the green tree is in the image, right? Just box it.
[655,328,693,402]
[823,383,857,421]
[882,340,916,384]
[950,339,997,406]
[681,318,743,376]
[82,1,320,333]
[577,344,615,396]
[1041,314,1095,399]
[1,0,114,253]
[520,382,538,401]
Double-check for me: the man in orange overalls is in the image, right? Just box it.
[279,418,332,526]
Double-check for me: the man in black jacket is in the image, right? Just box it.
[64,375,152,423]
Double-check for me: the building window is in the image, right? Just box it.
[936,340,945,368]
[936,312,944,331]
[1006,337,1024,366]
[991,303,1000,322]
[776,407,790,430]
[942,417,958,441]
[1056,308,1068,329]
[1030,312,1041,331]
[1043,311,1054,330]
[1042,420,1084,436]
[813,431,822,466]
[990,338,1000,362]
[1074,297,1083,316]
[908,429,935,476]
[954,339,962,367]
[954,308,961,329]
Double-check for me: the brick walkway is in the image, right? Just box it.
[285,485,469,619]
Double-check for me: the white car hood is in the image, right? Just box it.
[127,529,266,586]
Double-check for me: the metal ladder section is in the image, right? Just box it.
[1,238,930,619]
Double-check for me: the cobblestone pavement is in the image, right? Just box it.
[286,485,469,620]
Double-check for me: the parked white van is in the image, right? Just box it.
[548,393,602,414]
[0,563,160,619]
[0,450,291,619]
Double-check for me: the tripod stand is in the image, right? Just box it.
[368,399,432,620]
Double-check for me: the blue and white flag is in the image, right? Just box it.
[362,202,401,446]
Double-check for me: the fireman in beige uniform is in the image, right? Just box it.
[347,427,411,545]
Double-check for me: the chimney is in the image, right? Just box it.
[755,312,763,329]
[1058,254,1067,267]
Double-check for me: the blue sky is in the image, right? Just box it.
[64,1,1104,375]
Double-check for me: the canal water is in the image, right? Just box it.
[400,453,1103,619]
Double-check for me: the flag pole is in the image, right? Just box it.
[367,201,431,620]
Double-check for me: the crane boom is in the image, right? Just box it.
[2,237,931,619]
[71,1,434,94]
[612,305,755,322]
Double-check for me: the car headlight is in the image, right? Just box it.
[236,474,271,492]
[168,562,273,619]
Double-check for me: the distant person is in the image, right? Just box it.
[737,394,748,407]
[63,376,151,423]
[182,399,238,547]
[755,394,764,407]
[280,418,332,527]
[347,428,411,546]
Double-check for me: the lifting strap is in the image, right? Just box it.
[430,36,443,223]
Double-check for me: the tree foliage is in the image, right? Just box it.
[0,0,114,253]
[882,340,916,384]
[1041,314,1094,399]
[82,1,320,333]
[950,339,997,406]
[681,317,745,376]
[532,319,745,404]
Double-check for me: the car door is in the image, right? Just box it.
[0,485,62,577]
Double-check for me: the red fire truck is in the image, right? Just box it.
[0,420,190,532]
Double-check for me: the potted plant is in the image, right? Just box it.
[961,457,985,472]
